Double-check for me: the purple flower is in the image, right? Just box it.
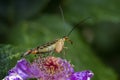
[32,56,74,80]
[3,56,94,80]
[3,73,23,80]
[3,59,40,80]
[70,70,94,80]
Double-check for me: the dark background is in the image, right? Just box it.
[0,0,120,80]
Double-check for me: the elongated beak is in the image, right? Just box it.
[66,38,73,44]
[68,39,73,44]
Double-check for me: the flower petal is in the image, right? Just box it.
[3,73,23,80]
[70,70,94,80]
[4,58,38,80]
[10,59,33,79]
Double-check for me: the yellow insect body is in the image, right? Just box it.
[22,37,70,57]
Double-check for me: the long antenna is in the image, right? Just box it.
[59,5,66,35]
[67,17,91,36]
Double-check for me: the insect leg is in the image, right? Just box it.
[49,51,53,55]
[61,48,66,59]
[64,46,68,49]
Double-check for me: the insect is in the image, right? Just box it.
[21,17,90,57]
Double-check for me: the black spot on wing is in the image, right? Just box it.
[36,39,59,49]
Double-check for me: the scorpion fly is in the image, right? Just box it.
[22,17,90,57]
[22,6,90,57]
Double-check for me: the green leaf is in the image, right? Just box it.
[0,44,22,79]
[63,0,120,23]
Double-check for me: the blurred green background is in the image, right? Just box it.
[0,0,120,80]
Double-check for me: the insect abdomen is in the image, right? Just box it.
[37,44,56,53]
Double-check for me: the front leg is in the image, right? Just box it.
[64,46,68,49]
